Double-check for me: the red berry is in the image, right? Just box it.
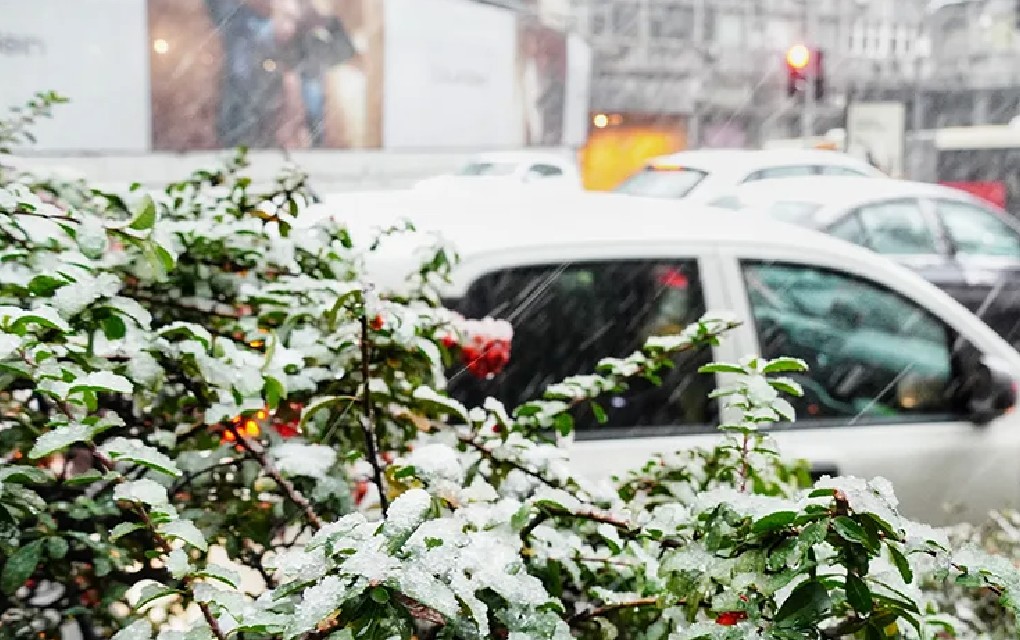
[273,421,300,438]
[353,480,369,504]
[370,314,385,331]
[441,334,458,349]
[716,612,747,626]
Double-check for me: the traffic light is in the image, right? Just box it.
[785,44,824,100]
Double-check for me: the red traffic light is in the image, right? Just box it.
[786,44,810,70]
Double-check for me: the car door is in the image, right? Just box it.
[446,255,740,483]
[731,258,1018,524]
[931,197,1020,347]
[831,198,964,291]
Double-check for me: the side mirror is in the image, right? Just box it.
[967,356,1016,425]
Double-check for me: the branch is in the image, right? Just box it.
[568,597,661,626]
[227,424,323,530]
[359,313,389,517]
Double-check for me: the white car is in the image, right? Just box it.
[414,151,582,194]
[313,190,1020,524]
[708,176,1020,350]
[614,149,885,203]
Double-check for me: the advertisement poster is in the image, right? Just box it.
[846,101,906,178]
[382,0,517,149]
[516,19,568,146]
[149,0,384,150]
[0,0,150,152]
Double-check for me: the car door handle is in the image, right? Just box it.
[809,463,839,482]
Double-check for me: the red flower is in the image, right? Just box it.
[715,612,747,626]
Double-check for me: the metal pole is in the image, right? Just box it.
[801,2,815,141]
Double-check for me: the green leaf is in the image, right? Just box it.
[27,274,68,297]
[764,357,809,373]
[698,363,746,374]
[101,315,127,340]
[424,537,444,550]
[553,412,573,437]
[29,423,94,459]
[751,510,798,535]
[0,466,50,485]
[45,536,68,560]
[590,401,608,424]
[888,546,913,584]
[510,505,531,532]
[833,516,870,546]
[99,437,180,477]
[1,539,43,594]
[393,465,417,479]
[110,522,145,541]
[65,469,103,486]
[775,579,831,626]
[129,195,157,230]
[808,488,836,498]
[845,573,873,614]
[158,520,207,552]
[370,586,389,603]
[264,376,284,410]
[135,580,180,610]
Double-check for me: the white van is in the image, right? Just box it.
[307,190,1020,525]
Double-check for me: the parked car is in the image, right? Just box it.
[614,149,885,203]
[307,190,1020,524]
[414,151,582,193]
[708,176,1020,350]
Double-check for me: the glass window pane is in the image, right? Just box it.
[937,199,1020,258]
[828,214,867,246]
[820,166,868,177]
[451,261,713,430]
[742,262,960,422]
[856,200,938,255]
[742,166,818,182]
[615,168,708,199]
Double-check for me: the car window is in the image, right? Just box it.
[827,213,867,245]
[742,262,962,422]
[615,167,708,199]
[764,200,824,225]
[854,199,938,255]
[451,261,714,432]
[936,199,1020,259]
[528,164,565,177]
[457,161,517,176]
[742,165,818,182]
[820,166,870,177]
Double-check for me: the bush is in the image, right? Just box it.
[1,94,1019,640]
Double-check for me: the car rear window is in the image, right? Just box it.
[614,166,708,199]
[457,161,517,176]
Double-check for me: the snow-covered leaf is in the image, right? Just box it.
[69,370,133,395]
[159,519,207,552]
[100,437,180,477]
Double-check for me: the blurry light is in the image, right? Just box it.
[153,39,169,55]
[263,59,277,72]
[593,113,609,128]
[786,44,810,70]
[609,114,624,125]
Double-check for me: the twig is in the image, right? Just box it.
[459,435,574,494]
[359,312,389,517]
[227,424,323,530]
[568,597,661,625]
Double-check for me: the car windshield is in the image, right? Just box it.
[614,167,708,198]
[457,161,518,176]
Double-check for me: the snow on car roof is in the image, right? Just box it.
[646,148,882,174]
[719,176,991,214]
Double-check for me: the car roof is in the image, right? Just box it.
[644,149,881,174]
[467,151,575,166]
[718,176,994,217]
[302,189,906,290]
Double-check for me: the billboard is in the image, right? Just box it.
[846,102,905,178]
[0,0,150,152]
[382,0,517,149]
[149,0,384,150]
